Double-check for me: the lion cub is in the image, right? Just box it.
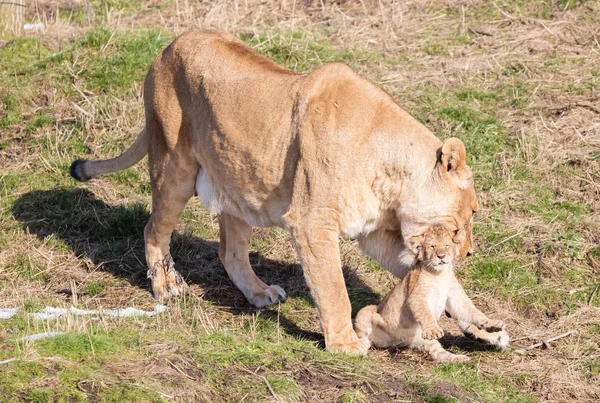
[355,224,508,362]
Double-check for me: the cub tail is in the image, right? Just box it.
[70,127,149,182]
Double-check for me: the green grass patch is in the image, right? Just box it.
[35,332,119,361]
[434,363,535,403]
[240,31,382,72]
[80,29,171,93]
[7,253,51,284]
[0,361,46,396]
[98,384,166,403]
[0,38,50,74]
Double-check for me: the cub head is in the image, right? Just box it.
[406,224,456,270]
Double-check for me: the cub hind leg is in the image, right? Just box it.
[414,338,470,363]
[354,305,393,349]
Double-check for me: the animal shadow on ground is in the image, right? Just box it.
[12,188,381,345]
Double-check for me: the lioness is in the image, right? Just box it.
[70,30,478,354]
[355,224,508,362]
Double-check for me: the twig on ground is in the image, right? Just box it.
[589,283,600,305]
[241,367,282,402]
[468,28,493,36]
[515,330,578,354]
[536,241,543,285]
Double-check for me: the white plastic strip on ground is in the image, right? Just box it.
[0,358,16,365]
[0,308,19,319]
[31,304,168,320]
[19,332,68,342]
[0,305,167,320]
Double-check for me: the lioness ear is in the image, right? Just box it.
[407,235,423,257]
[437,138,466,174]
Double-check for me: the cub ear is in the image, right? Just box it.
[437,138,466,175]
[406,235,424,257]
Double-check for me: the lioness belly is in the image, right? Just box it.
[195,167,281,228]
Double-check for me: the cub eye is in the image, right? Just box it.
[430,245,435,249]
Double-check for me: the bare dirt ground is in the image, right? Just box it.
[1,0,599,402]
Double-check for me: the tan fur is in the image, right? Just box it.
[70,30,479,354]
[355,225,508,362]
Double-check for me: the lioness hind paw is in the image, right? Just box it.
[250,285,287,308]
[152,273,188,303]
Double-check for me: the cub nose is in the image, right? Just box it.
[437,253,446,260]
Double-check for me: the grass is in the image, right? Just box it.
[1,0,599,401]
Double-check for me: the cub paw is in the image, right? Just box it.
[494,330,510,349]
[481,319,505,332]
[422,325,445,340]
[448,354,470,363]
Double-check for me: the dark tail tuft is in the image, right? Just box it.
[70,159,91,182]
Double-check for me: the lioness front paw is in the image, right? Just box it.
[481,319,505,332]
[328,339,368,355]
[422,325,445,340]
[249,285,287,308]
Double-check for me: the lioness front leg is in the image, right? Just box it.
[290,224,366,354]
[218,213,286,308]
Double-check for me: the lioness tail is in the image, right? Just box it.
[70,127,149,182]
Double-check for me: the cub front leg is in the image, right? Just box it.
[457,320,510,349]
[290,223,366,355]
[446,275,506,333]
[408,296,444,340]
[417,339,470,363]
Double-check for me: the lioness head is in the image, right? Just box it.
[438,138,479,257]
[399,137,478,259]
[407,223,456,270]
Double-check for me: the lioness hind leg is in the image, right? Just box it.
[218,213,286,308]
[144,123,198,303]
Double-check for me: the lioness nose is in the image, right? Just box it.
[466,248,473,257]
[437,254,446,260]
